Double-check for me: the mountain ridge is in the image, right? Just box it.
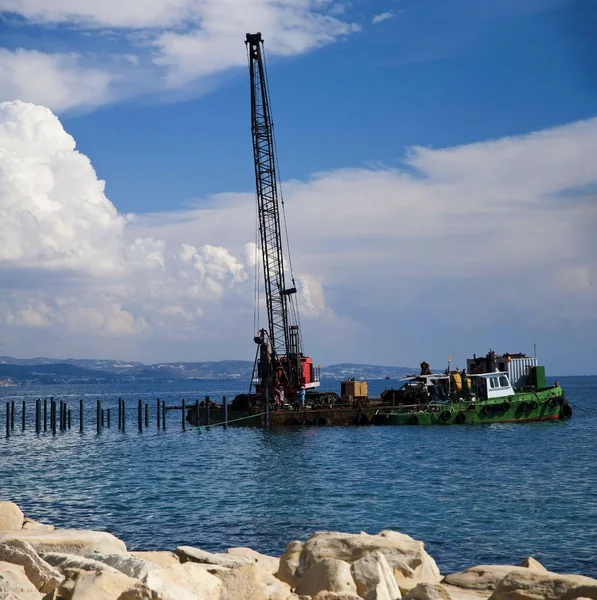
[0,356,416,385]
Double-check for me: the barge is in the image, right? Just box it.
[186,351,571,427]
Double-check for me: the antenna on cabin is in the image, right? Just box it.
[534,342,537,359]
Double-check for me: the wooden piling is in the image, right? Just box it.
[59,401,64,431]
[6,402,10,438]
[162,400,166,430]
[101,408,105,428]
[80,399,84,433]
[107,408,111,427]
[205,395,210,427]
[182,399,186,431]
[35,399,40,434]
[96,400,101,433]
[145,403,149,428]
[157,398,160,429]
[223,396,228,429]
[21,400,25,431]
[138,399,142,433]
[51,399,56,435]
[44,399,47,432]
[117,398,121,430]
[122,400,126,431]
[68,409,71,429]
[11,400,14,430]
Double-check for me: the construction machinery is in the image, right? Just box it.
[245,32,323,408]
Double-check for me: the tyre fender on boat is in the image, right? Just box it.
[440,410,451,423]
[483,404,494,416]
[521,401,530,412]
[530,400,538,410]
[560,404,572,419]
[501,401,510,412]
[455,412,466,424]
[408,414,419,425]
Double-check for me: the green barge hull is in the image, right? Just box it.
[371,386,571,426]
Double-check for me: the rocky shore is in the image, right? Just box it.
[0,501,595,600]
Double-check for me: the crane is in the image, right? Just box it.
[245,32,320,404]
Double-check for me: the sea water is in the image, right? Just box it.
[0,376,595,577]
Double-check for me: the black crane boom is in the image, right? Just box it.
[246,32,295,360]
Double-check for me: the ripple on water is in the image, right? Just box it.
[0,377,595,576]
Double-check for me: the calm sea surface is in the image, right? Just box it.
[0,376,595,577]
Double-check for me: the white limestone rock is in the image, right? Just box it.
[176,545,253,568]
[143,562,222,600]
[0,529,127,556]
[130,551,179,569]
[403,582,451,600]
[22,519,54,533]
[312,593,363,600]
[277,540,304,587]
[351,551,401,600]
[217,563,293,600]
[0,560,43,599]
[227,547,280,574]
[443,565,539,592]
[487,569,597,600]
[42,552,123,575]
[86,553,159,579]
[69,569,138,600]
[518,557,548,572]
[282,531,440,594]
[0,502,24,531]
[295,558,358,598]
[0,539,61,592]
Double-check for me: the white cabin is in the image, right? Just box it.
[471,372,515,400]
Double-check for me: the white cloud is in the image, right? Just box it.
[0,49,115,112]
[0,1,360,109]
[372,12,395,24]
[0,100,596,372]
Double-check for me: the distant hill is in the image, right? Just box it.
[0,356,415,385]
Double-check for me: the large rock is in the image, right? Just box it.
[130,551,179,569]
[0,539,61,592]
[403,583,451,600]
[0,560,43,599]
[443,565,539,592]
[295,558,357,597]
[0,502,24,531]
[86,553,159,579]
[143,562,222,600]
[69,569,138,600]
[285,531,440,593]
[351,551,401,600]
[518,557,547,572]
[0,529,126,556]
[42,552,123,576]
[22,519,54,533]
[117,582,171,600]
[177,546,253,568]
[487,569,597,600]
[217,563,292,600]
[227,547,280,574]
[277,541,304,587]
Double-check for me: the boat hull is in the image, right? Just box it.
[371,386,571,426]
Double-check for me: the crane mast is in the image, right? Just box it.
[245,32,319,396]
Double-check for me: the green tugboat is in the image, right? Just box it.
[372,351,572,426]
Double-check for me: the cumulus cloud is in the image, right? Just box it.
[0,1,359,110]
[372,12,395,24]
[1,100,596,371]
[0,49,116,112]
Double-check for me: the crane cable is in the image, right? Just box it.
[262,44,304,352]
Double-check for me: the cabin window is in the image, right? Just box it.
[499,376,509,387]
[490,377,499,388]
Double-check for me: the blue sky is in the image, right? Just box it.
[0,0,596,373]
